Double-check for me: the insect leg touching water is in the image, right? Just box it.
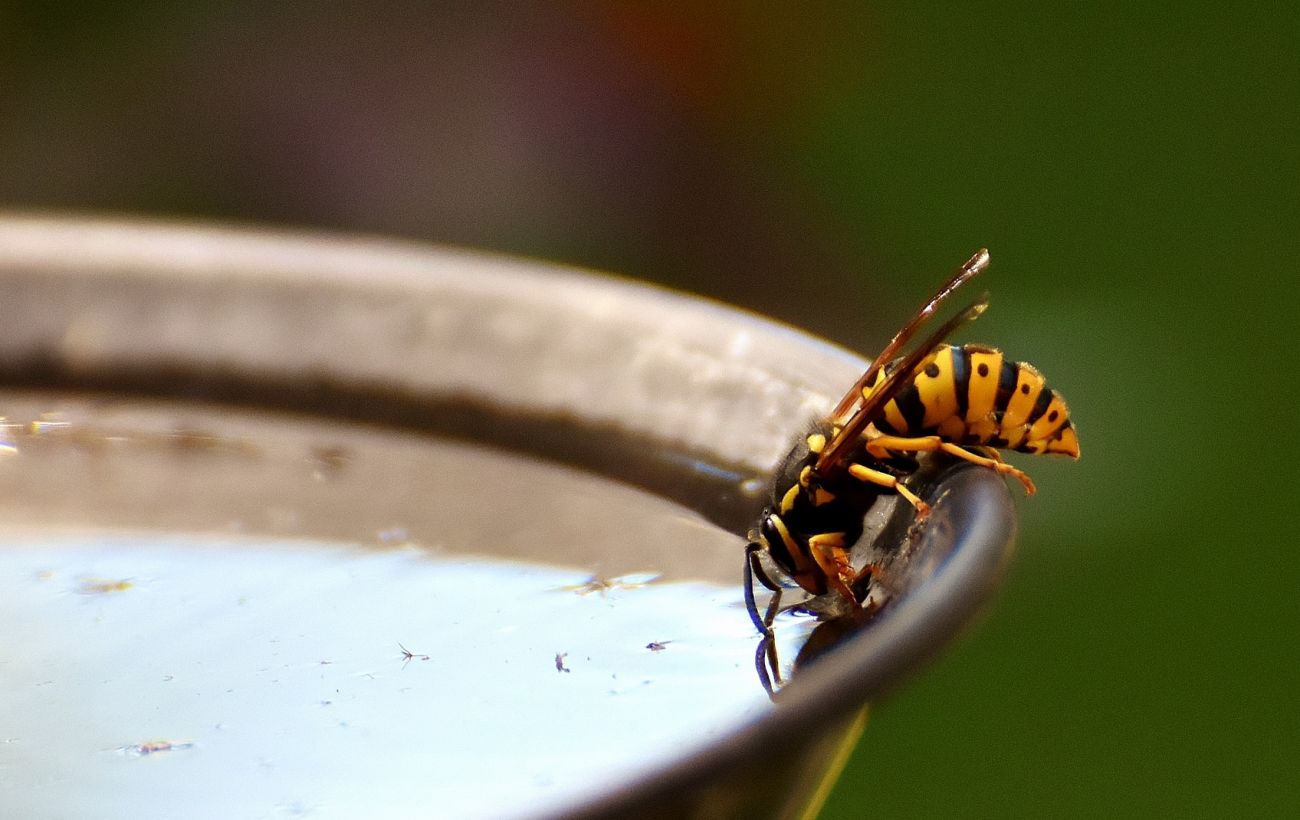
[744,250,1080,636]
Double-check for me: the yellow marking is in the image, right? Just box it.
[937,414,967,441]
[859,367,887,401]
[1000,362,1046,430]
[798,465,813,487]
[780,484,800,515]
[1027,391,1071,442]
[916,346,960,429]
[967,416,999,444]
[771,515,812,574]
[1000,424,1029,450]
[806,433,826,454]
[1047,423,1081,458]
[881,399,908,435]
[814,487,836,506]
[964,347,1005,441]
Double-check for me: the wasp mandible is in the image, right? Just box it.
[744,250,1079,635]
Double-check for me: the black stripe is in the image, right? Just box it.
[1024,383,1054,428]
[951,345,971,420]
[870,358,906,435]
[893,383,927,434]
[994,360,1019,417]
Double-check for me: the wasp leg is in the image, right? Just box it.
[947,442,1034,492]
[866,434,1036,495]
[806,532,858,606]
[846,462,931,518]
[755,632,782,698]
[744,542,781,636]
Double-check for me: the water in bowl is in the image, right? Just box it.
[0,392,813,818]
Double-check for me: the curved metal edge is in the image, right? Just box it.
[569,467,1016,820]
[0,210,864,477]
[0,213,1020,819]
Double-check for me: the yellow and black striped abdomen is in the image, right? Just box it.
[865,344,1079,458]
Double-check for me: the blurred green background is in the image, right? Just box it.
[2,3,1295,816]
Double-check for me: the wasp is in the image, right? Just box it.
[744,249,1079,636]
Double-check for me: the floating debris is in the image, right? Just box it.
[554,653,570,674]
[77,578,133,595]
[398,643,430,668]
[116,740,195,757]
[559,572,661,596]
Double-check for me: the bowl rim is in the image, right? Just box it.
[0,212,1017,818]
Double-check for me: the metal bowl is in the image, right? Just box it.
[0,215,1015,819]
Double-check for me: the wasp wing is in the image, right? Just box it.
[829,248,990,425]
[815,297,988,474]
